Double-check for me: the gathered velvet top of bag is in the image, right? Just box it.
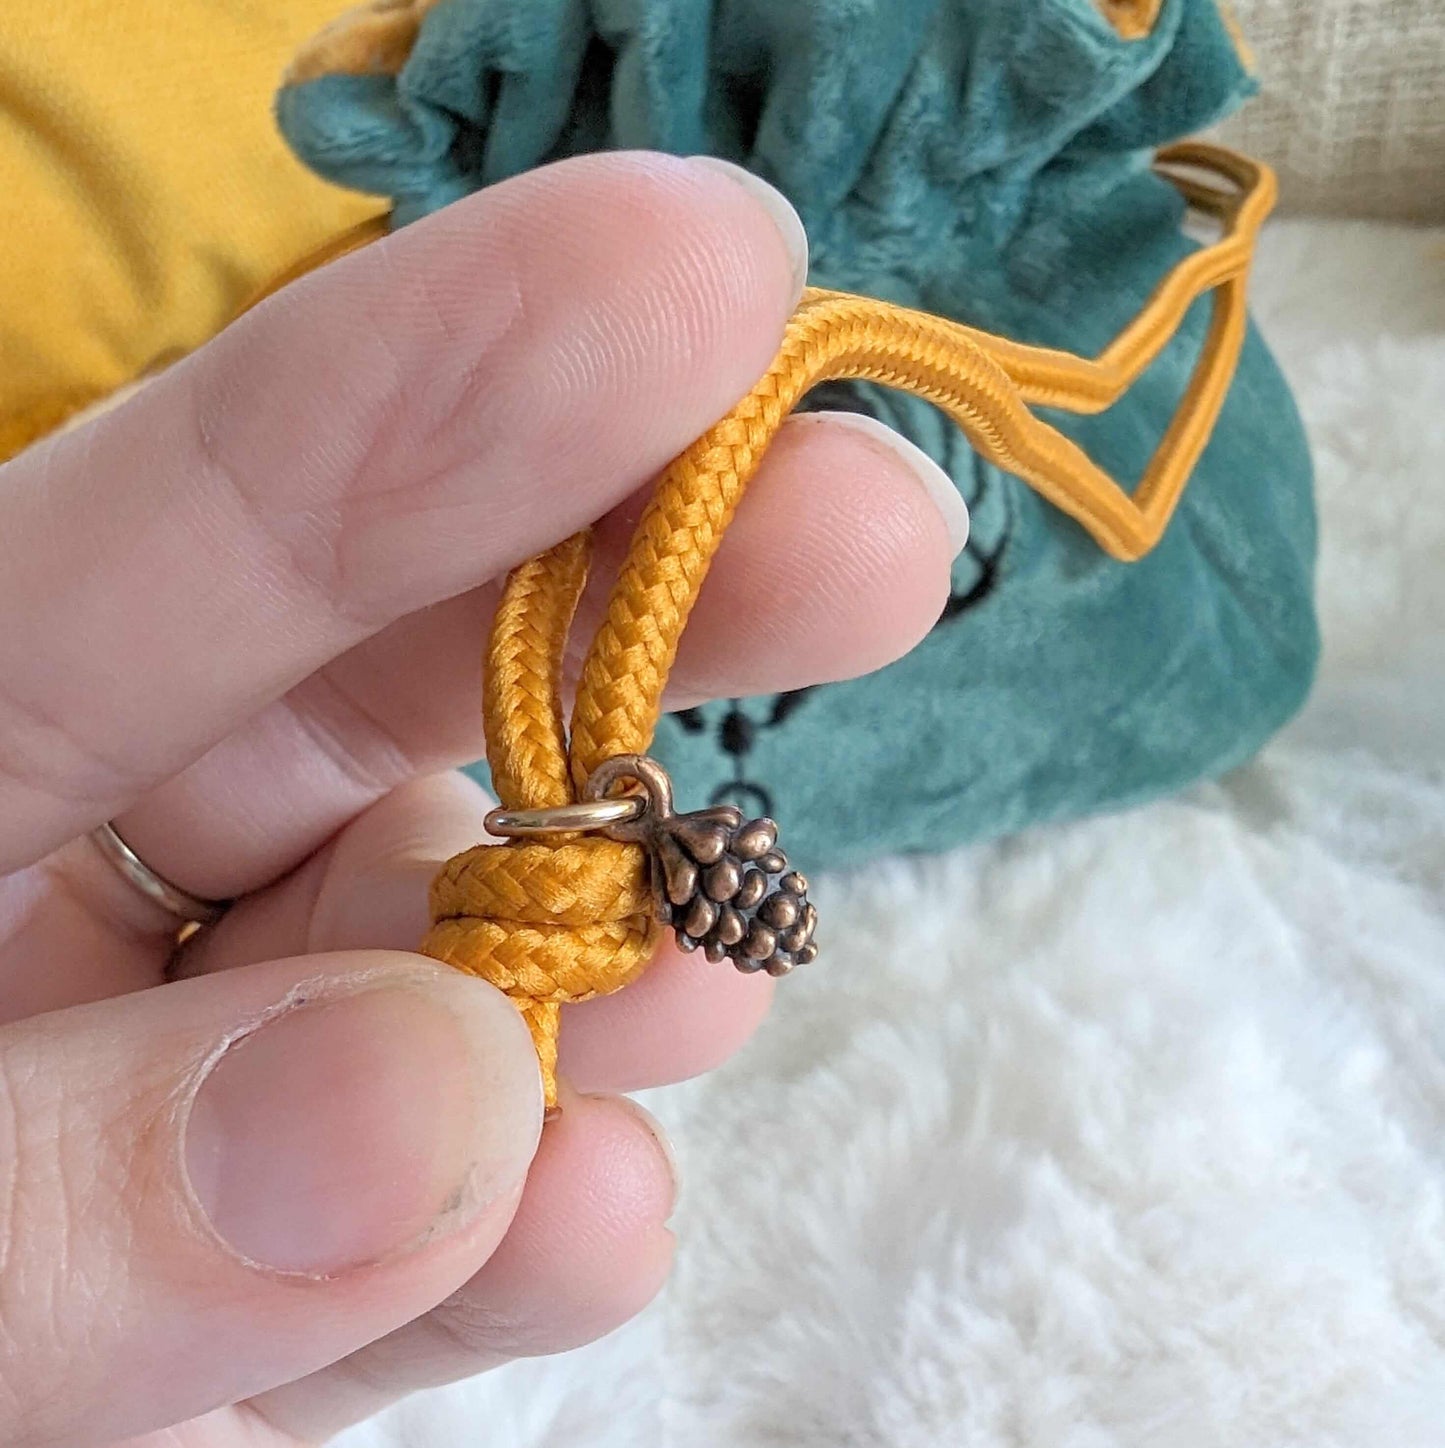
[277,0,1317,868]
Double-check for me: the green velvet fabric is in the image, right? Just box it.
[277,0,1317,868]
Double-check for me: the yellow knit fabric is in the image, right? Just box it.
[0,1,379,457]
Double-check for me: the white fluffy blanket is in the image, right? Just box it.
[347,218,1445,1447]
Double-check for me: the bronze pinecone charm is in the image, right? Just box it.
[577,754,819,977]
[650,807,818,975]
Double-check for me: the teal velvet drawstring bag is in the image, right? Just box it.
[276,0,1316,868]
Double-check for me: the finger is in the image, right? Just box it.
[173,772,774,1094]
[0,950,544,1447]
[589,408,969,705]
[561,945,774,1091]
[110,408,964,902]
[0,150,806,871]
[247,1086,676,1443]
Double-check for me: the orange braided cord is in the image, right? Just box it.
[423,836,656,1096]
[420,531,659,1103]
[481,530,591,812]
[931,145,1272,412]
[423,143,1274,1106]
[567,146,1272,779]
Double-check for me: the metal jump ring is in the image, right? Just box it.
[484,796,646,839]
[484,757,676,841]
[88,822,232,926]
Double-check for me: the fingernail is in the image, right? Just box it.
[184,972,541,1276]
[810,410,971,557]
[689,156,809,299]
[594,1093,679,1221]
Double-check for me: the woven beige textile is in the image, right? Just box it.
[1217,0,1445,220]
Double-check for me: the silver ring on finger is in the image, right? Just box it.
[88,822,232,927]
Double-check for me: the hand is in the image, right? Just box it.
[0,152,967,1447]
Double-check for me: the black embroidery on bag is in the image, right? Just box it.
[671,692,817,817]
[941,535,1003,617]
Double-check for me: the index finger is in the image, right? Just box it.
[0,152,804,872]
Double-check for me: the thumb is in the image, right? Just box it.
[0,952,542,1448]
